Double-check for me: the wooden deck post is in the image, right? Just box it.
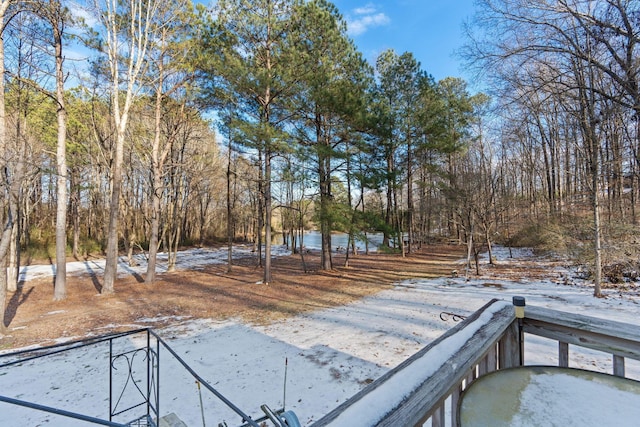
[498,322,520,369]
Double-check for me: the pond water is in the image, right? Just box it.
[274,230,385,252]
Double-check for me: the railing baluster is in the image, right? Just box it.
[430,403,444,427]
[156,335,161,426]
[109,337,113,422]
[146,330,151,422]
[613,355,625,377]
[487,345,498,372]
[451,383,463,427]
[465,369,475,389]
[559,342,569,367]
[478,354,488,376]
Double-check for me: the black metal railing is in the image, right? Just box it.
[109,332,159,426]
[0,328,261,427]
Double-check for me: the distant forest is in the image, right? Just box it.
[1,0,639,323]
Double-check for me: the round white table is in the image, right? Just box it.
[458,365,640,426]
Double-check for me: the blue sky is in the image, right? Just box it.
[67,1,477,87]
[332,1,477,83]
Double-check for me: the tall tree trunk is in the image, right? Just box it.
[264,148,273,284]
[103,125,126,293]
[319,158,332,270]
[1,2,13,330]
[485,228,493,264]
[393,180,404,256]
[145,48,165,284]
[101,0,157,293]
[7,223,17,293]
[5,63,19,294]
[406,139,413,254]
[0,257,5,333]
[53,5,68,300]
[344,147,354,268]
[261,4,275,284]
[591,141,603,297]
[6,69,18,293]
[318,118,332,270]
[465,219,474,278]
[227,129,233,273]
[576,53,603,297]
[384,147,394,247]
[257,150,263,266]
[71,170,79,258]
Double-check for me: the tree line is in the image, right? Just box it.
[463,0,640,296]
[1,0,638,328]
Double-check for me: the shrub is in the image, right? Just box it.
[508,219,581,255]
[510,217,640,284]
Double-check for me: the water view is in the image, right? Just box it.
[275,230,385,252]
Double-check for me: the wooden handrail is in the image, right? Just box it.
[523,305,640,379]
[523,306,640,361]
[311,299,516,427]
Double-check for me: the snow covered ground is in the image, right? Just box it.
[2,247,640,426]
[17,244,293,283]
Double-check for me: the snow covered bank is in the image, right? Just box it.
[17,245,292,282]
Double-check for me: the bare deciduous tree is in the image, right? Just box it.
[96,0,161,294]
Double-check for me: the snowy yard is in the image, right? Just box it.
[1,247,640,426]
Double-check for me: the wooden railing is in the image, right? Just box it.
[311,298,640,427]
[522,305,640,378]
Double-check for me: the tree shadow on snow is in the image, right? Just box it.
[4,285,34,328]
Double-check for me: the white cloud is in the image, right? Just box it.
[69,3,99,28]
[354,5,377,15]
[346,5,390,37]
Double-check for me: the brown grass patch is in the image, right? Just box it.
[1,245,464,351]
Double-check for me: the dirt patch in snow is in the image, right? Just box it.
[1,245,465,351]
